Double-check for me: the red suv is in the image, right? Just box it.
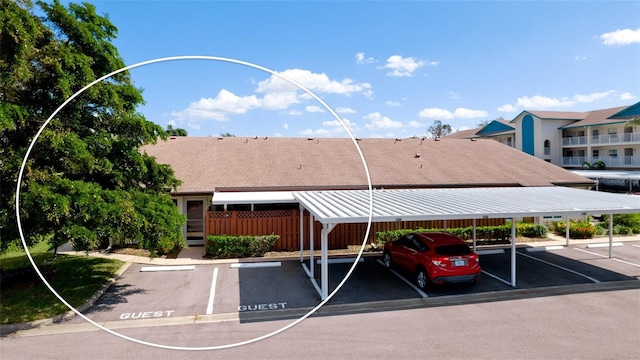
[382,232,481,289]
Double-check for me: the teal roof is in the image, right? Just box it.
[610,102,640,119]
[476,120,515,135]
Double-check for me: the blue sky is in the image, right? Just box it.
[76,1,639,138]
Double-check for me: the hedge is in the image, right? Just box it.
[373,222,547,248]
[205,234,280,258]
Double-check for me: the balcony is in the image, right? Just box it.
[562,136,586,146]
[590,132,640,145]
[564,156,640,168]
[561,156,586,167]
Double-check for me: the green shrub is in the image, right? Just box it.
[549,219,596,239]
[373,222,548,248]
[205,234,279,258]
[599,214,640,234]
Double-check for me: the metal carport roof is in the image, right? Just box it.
[292,187,640,300]
[293,187,640,224]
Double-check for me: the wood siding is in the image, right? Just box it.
[206,210,506,251]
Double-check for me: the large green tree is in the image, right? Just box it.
[1,0,186,255]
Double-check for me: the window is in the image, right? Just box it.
[608,128,617,135]
[543,140,550,155]
[609,149,618,158]
[592,149,599,158]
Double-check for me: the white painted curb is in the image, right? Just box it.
[586,243,623,249]
[230,262,281,268]
[140,265,195,272]
[476,249,505,255]
[526,246,564,252]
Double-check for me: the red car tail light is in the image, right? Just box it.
[431,257,447,267]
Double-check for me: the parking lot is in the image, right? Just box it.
[72,240,640,324]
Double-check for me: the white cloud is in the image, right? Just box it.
[574,55,587,61]
[600,28,640,46]
[447,91,459,100]
[408,120,424,128]
[299,118,361,137]
[620,92,637,100]
[282,123,289,130]
[497,104,518,112]
[498,90,617,111]
[335,106,356,114]
[453,108,489,118]
[306,105,325,113]
[385,100,401,107]
[355,52,374,64]
[171,68,371,124]
[364,112,404,129]
[256,68,371,95]
[418,107,488,120]
[418,108,454,120]
[288,109,303,116]
[383,55,425,77]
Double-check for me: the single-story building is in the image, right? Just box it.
[142,136,597,249]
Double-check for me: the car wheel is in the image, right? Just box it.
[416,268,428,289]
[382,251,392,269]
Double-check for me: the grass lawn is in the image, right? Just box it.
[0,241,124,324]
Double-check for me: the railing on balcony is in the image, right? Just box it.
[568,155,640,167]
[562,136,586,146]
[561,156,586,166]
[589,132,640,145]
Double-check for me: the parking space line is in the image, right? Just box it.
[632,244,640,249]
[140,265,195,272]
[375,260,428,298]
[205,267,219,315]
[517,251,600,283]
[481,270,511,286]
[230,262,281,268]
[301,263,322,298]
[574,247,640,268]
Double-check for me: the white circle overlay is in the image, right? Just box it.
[15,56,374,350]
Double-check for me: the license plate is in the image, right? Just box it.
[453,260,466,267]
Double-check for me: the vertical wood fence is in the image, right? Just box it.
[206,210,505,251]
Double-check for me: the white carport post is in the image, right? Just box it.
[320,223,336,300]
[511,219,517,287]
[309,214,315,278]
[609,213,614,258]
[565,215,570,247]
[299,205,304,263]
[472,219,477,252]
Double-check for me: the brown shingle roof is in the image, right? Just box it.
[560,105,629,128]
[522,105,630,128]
[445,128,480,139]
[142,137,594,194]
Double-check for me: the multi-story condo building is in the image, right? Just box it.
[450,102,640,171]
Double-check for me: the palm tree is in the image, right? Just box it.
[582,160,606,170]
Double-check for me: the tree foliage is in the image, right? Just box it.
[427,120,452,138]
[166,124,187,136]
[0,0,186,255]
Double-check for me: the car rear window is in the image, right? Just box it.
[435,244,471,256]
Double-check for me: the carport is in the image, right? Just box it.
[294,187,640,299]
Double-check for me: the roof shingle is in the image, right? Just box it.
[142,137,594,194]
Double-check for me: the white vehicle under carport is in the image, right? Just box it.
[382,232,481,289]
